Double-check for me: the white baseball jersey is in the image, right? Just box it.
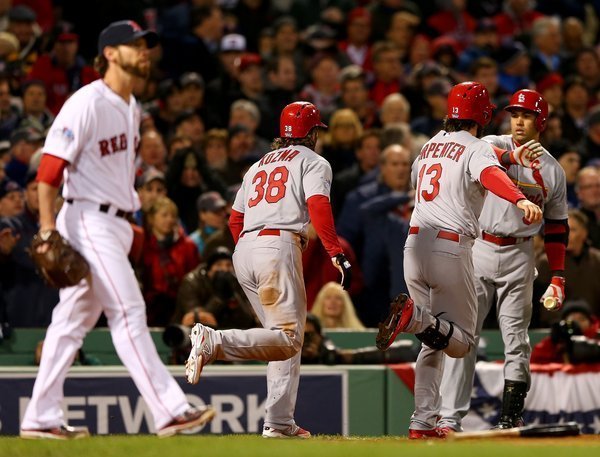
[409,130,502,238]
[22,79,193,434]
[480,135,568,236]
[232,145,332,236]
[43,79,141,212]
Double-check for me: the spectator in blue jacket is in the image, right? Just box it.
[337,144,411,325]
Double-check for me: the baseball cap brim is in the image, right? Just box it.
[504,104,530,113]
[133,30,158,49]
[98,25,159,54]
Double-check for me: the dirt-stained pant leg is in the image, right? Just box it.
[223,232,306,428]
[404,229,477,430]
[439,238,497,430]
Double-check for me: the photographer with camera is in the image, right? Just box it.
[166,247,257,364]
[301,313,419,365]
[531,300,600,364]
[175,246,258,330]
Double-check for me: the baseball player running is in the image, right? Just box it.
[438,89,568,431]
[185,101,352,438]
[20,21,215,439]
[375,82,543,439]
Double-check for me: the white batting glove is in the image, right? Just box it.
[510,140,544,169]
[540,276,565,311]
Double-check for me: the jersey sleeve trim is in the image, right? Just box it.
[36,154,69,188]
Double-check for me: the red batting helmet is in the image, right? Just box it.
[504,89,549,132]
[447,81,496,127]
[280,101,327,138]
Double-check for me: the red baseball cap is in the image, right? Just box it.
[235,53,262,72]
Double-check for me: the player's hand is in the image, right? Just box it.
[510,140,544,170]
[331,254,352,290]
[516,199,542,224]
[540,276,565,311]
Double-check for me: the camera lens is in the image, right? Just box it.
[162,325,191,349]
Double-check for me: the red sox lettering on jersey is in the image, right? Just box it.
[99,133,128,157]
[20,19,215,440]
[43,80,142,212]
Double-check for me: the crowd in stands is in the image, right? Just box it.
[1,1,600,346]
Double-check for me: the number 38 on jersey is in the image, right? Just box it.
[248,166,290,207]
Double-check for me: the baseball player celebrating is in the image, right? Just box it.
[185,101,352,438]
[20,21,215,439]
[375,82,543,439]
[438,89,568,431]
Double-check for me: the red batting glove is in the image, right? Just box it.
[509,140,544,169]
[540,276,565,311]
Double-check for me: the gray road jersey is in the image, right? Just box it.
[232,145,333,237]
[479,135,568,237]
[409,130,501,238]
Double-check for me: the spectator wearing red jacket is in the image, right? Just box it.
[141,197,200,326]
[369,41,404,108]
[338,8,373,74]
[27,30,98,115]
[493,0,544,41]
[426,0,476,50]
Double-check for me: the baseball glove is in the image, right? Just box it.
[30,230,90,288]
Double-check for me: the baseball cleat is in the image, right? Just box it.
[262,424,311,438]
[157,406,216,438]
[376,293,415,350]
[20,424,90,440]
[492,417,525,430]
[185,323,213,384]
[408,428,447,440]
[435,426,454,438]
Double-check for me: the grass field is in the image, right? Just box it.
[1,435,599,457]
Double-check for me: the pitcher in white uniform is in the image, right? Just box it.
[185,101,352,438]
[375,82,543,439]
[20,21,215,440]
[438,89,568,431]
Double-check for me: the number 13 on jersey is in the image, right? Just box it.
[248,166,290,207]
[417,163,442,202]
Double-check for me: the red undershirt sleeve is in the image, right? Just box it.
[480,166,526,205]
[544,219,568,272]
[36,154,68,188]
[229,209,244,244]
[307,194,343,257]
[490,144,508,164]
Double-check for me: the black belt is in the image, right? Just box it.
[66,199,133,220]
